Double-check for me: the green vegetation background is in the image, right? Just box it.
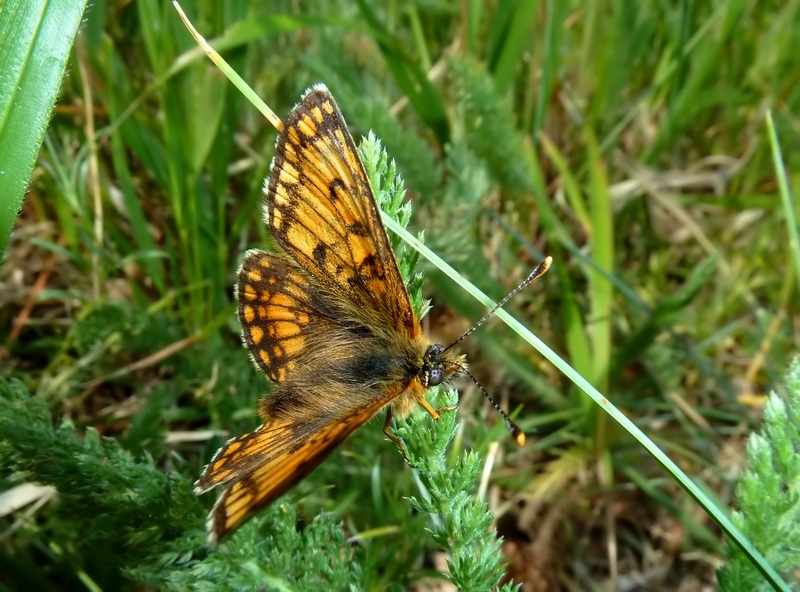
[1,0,798,590]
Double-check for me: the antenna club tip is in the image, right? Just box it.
[512,428,526,447]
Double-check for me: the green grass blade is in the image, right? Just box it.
[766,111,800,294]
[531,0,568,140]
[0,0,87,253]
[586,130,613,392]
[490,1,538,95]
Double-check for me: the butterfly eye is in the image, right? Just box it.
[428,367,444,386]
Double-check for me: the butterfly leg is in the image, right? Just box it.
[421,397,459,416]
[417,399,441,420]
[382,408,415,468]
[435,403,459,415]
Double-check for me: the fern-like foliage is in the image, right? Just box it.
[129,505,364,591]
[364,133,517,590]
[393,388,518,592]
[0,377,204,588]
[717,357,800,590]
[449,55,534,196]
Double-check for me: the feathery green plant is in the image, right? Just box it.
[363,131,517,589]
[131,505,364,591]
[393,388,518,592]
[0,377,204,590]
[717,358,800,590]
[0,377,367,591]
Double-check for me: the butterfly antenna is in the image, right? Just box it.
[452,363,526,446]
[443,256,552,354]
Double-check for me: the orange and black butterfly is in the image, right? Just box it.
[194,84,550,545]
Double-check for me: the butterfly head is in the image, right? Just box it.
[420,343,465,388]
[419,340,524,446]
[412,256,553,447]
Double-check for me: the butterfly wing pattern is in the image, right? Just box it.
[195,85,463,544]
[266,85,417,338]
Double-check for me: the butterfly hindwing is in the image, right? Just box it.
[196,381,408,544]
[237,249,339,385]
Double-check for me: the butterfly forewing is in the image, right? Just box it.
[265,85,417,337]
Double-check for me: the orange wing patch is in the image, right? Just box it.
[265,85,418,337]
[237,248,336,384]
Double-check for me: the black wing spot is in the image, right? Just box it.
[335,350,401,384]
[313,243,327,266]
[329,178,346,203]
[358,254,383,277]
[346,221,369,236]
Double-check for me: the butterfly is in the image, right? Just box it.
[194,84,549,545]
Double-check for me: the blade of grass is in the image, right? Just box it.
[103,50,167,293]
[531,0,567,141]
[539,134,590,230]
[463,0,482,55]
[490,0,539,95]
[766,111,800,294]
[0,0,87,253]
[586,129,613,394]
